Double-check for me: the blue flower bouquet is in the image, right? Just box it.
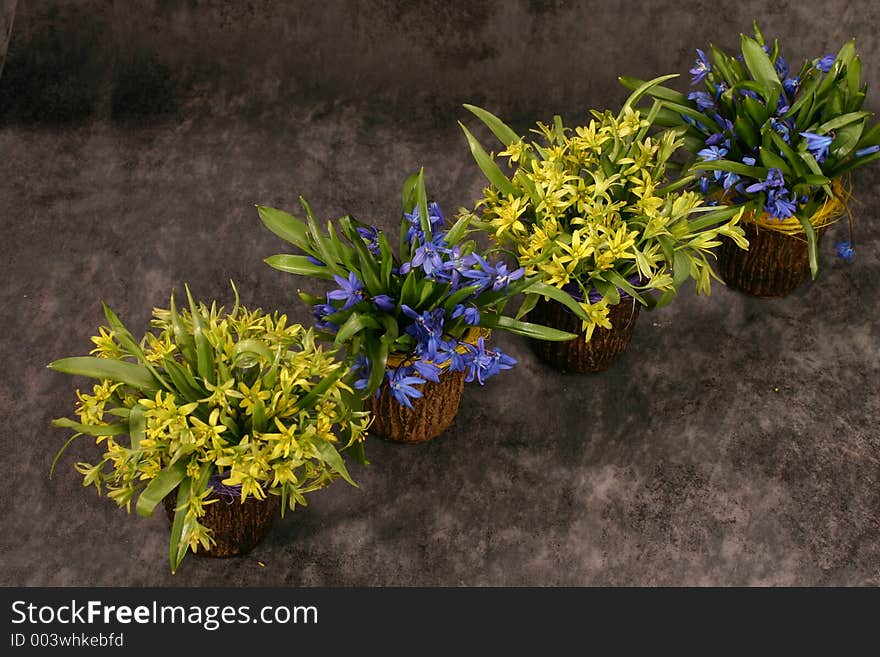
[622,22,880,296]
[257,170,576,442]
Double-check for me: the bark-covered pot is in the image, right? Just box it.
[717,222,825,298]
[364,369,465,443]
[163,486,280,558]
[528,296,640,373]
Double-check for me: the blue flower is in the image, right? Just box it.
[713,82,728,99]
[681,114,708,132]
[491,262,525,292]
[386,367,425,409]
[306,255,326,267]
[765,188,797,219]
[372,294,396,312]
[326,272,364,310]
[716,170,740,190]
[444,344,472,373]
[312,302,339,333]
[775,55,789,78]
[351,355,371,390]
[745,167,786,193]
[699,176,710,194]
[404,203,446,244]
[401,304,446,360]
[697,145,728,161]
[771,118,791,144]
[435,245,478,288]
[687,91,715,111]
[856,145,880,158]
[463,337,517,385]
[783,76,800,97]
[799,131,833,162]
[356,225,381,256]
[452,304,481,326]
[410,234,448,276]
[705,133,727,147]
[835,240,854,262]
[411,359,442,383]
[739,89,761,101]
[742,156,757,166]
[815,54,836,73]
[689,48,711,85]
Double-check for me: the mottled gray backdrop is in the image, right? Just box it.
[1,0,878,586]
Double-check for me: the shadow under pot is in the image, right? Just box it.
[163,475,280,558]
[717,222,825,298]
[527,290,641,374]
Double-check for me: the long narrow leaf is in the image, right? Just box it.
[459,122,516,195]
[136,459,188,518]
[48,357,159,392]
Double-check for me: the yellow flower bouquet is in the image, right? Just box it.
[460,77,748,372]
[49,284,369,572]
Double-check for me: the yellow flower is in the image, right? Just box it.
[578,299,613,342]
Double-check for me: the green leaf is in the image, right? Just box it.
[618,76,689,105]
[459,122,516,195]
[401,171,420,214]
[364,333,389,397]
[463,104,521,147]
[605,270,647,305]
[672,248,691,289]
[480,314,577,341]
[49,432,84,479]
[378,233,395,287]
[256,205,310,249]
[515,293,539,320]
[441,284,483,313]
[339,216,384,295]
[101,303,146,361]
[621,74,680,112]
[162,358,203,403]
[734,114,760,150]
[300,196,344,276]
[312,439,357,487]
[264,254,336,279]
[335,312,380,346]
[524,281,589,322]
[297,366,346,412]
[741,34,781,108]
[769,131,807,177]
[691,160,767,178]
[416,168,431,240]
[185,284,215,385]
[129,403,146,450]
[169,294,196,364]
[48,357,160,392]
[831,121,864,159]
[51,417,127,437]
[444,213,472,246]
[136,459,188,518]
[816,111,872,134]
[231,339,273,369]
[759,146,791,174]
[591,277,620,306]
[795,213,819,279]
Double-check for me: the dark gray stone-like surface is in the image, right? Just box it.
[1,0,878,586]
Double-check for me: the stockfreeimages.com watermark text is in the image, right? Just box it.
[10,599,317,632]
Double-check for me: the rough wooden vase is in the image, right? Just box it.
[163,488,280,558]
[718,222,823,298]
[528,296,640,373]
[364,369,466,443]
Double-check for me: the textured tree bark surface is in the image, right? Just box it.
[528,297,640,373]
[718,223,823,298]
[163,489,280,558]
[365,369,466,444]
